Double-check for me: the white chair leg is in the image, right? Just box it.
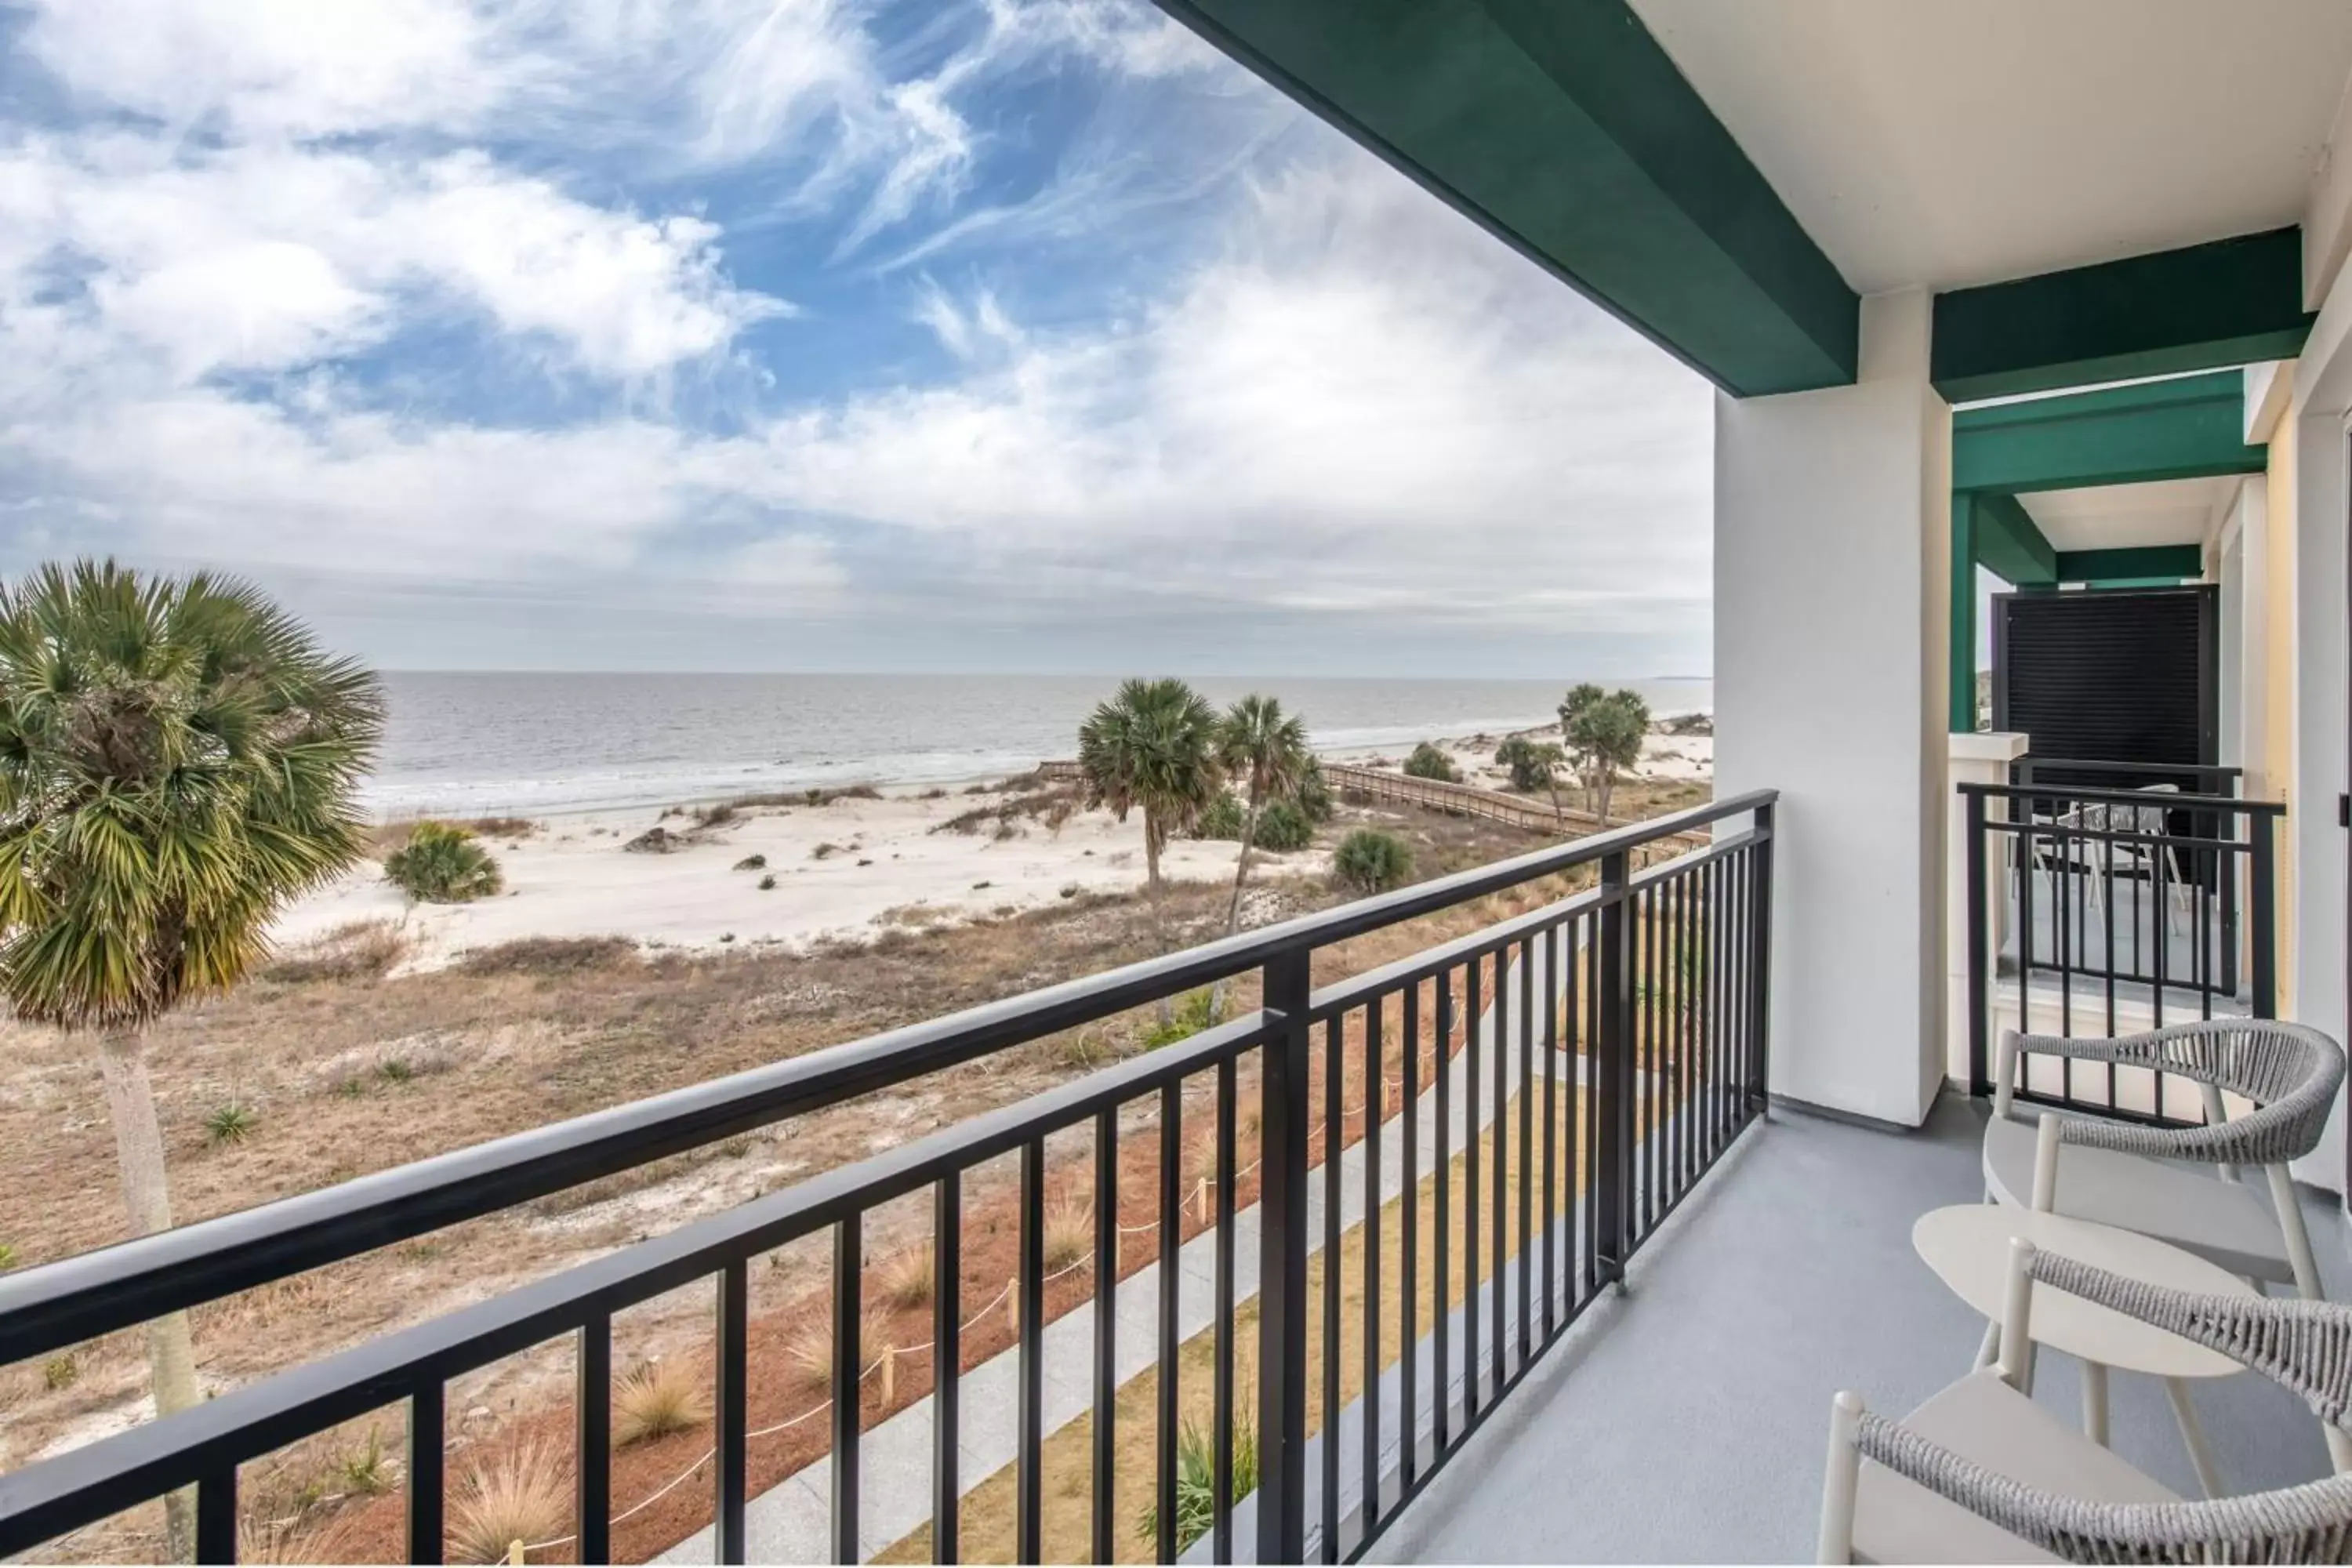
[1999,1236,2039,1395]
[2081,1360,2109,1447]
[2267,1163,2326,1301]
[2031,1112,2062,1212]
[1973,1316,2001,1373]
[2165,1377,2224,1499]
[1818,1391,1864,1565]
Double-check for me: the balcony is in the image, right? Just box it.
[2,777,2343,1566]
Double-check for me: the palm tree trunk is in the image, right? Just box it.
[96,1031,200,1563]
[1209,792,1265,1022]
[1596,770,1614,825]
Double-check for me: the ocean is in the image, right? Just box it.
[368,672,1713,818]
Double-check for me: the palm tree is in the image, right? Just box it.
[1076,677,1223,893]
[0,561,383,1561]
[1216,695,1312,934]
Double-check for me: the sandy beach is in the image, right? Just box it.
[271,729,1712,969]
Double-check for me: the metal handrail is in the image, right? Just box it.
[0,789,1779,1566]
[0,790,1774,1368]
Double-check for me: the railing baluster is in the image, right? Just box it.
[718,1258,748,1566]
[1321,1014,1341,1564]
[833,1220,862,1566]
[1400,979,1421,1490]
[1363,996,1383,1533]
[1582,920,1600,1298]
[1490,948,1507,1393]
[1464,953,1482,1420]
[1212,1055,1236,1564]
[1091,1109,1117,1566]
[933,1175,961,1565]
[196,1467,237,1565]
[1542,924,1559,1339]
[1433,967,1452,1452]
[408,1380,443,1566]
[1155,1084,1179,1567]
[1018,1141,1045,1566]
[1516,933,1534,1367]
[576,1312,612,1568]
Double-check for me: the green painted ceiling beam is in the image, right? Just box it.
[1968,492,2058,586]
[1932,228,2314,403]
[2055,545,2204,583]
[1951,371,2268,494]
[1153,0,1859,397]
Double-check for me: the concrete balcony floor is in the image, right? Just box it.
[1366,1094,2351,1564]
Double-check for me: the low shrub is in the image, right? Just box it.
[1402,742,1461,783]
[877,1248,936,1310]
[205,1102,257,1147]
[1140,989,1220,1049]
[383,822,503,903]
[1332,829,1414,895]
[43,1354,76,1391]
[1250,799,1312,851]
[448,1441,570,1565]
[758,873,777,891]
[1042,1200,1094,1273]
[1294,759,1334,824]
[614,1359,710,1447]
[732,853,767,871]
[1138,1416,1258,1552]
[1192,793,1247,840]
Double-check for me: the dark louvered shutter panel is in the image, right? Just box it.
[1992,586,2216,790]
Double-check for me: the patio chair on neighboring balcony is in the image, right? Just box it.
[1818,1240,2352,1563]
[1984,1022,2343,1302]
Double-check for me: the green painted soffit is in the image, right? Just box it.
[1933,229,2314,403]
[2055,545,2204,583]
[1952,371,2268,495]
[1152,0,1859,397]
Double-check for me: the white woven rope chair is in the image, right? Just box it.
[1986,1022,2344,1301]
[1821,1240,2352,1564]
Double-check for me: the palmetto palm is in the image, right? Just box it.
[0,561,383,1560]
[1076,677,1223,893]
[1216,695,1312,934]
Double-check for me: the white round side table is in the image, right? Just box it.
[1913,1203,2257,1497]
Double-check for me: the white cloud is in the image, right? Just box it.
[21,0,499,138]
[0,139,784,383]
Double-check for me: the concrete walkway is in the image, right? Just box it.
[661,929,1586,1563]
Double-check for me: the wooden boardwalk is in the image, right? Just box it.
[1034,760,1711,851]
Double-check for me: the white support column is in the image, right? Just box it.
[1948,731,2031,1087]
[1715,289,1952,1127]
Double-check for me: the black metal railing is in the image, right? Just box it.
[1960,779,2280,1124]
[0,792,1775,1566]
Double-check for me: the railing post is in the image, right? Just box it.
[1964,787,1990,1094]
[1595,850,1632,1286]
[1746,803,1776,1116]
[1257,946,1312,1565]
[2251,812,2278,1020]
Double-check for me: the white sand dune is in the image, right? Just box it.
[270,786,1269,968]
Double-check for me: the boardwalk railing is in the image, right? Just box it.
[0,793,1776,1566]
[1036,757,1710,848]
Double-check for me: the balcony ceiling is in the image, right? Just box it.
[2018,474,2241,553]
[1630,0,2352,295]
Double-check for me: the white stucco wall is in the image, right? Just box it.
[1714,289,1950,1127]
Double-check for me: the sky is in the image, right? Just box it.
[0,0,1715,678]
